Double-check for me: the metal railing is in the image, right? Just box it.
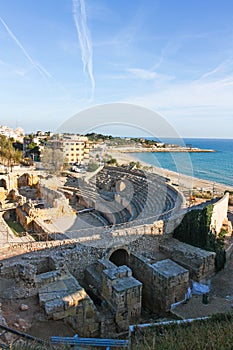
[51,334,129,349]
[0,324,46,348]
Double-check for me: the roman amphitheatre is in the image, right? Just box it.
[0,162,232,346]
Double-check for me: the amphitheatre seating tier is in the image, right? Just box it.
[60,166,183,228]
[93,167,182,225]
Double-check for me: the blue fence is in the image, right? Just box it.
[51,334,129,349]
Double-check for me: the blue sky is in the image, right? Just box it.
[0,0,233,137]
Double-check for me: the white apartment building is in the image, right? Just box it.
[0,125,25,142]
[49,136,90,164]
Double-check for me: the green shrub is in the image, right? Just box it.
[87,161,99,172]
[173,204,226,271]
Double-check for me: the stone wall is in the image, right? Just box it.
[129,253,154,310]
[0,255,60,282]
[15,185,75,232]
[159,238,216,281]
[0,187,7,202]
[0,255,99,337]
[0,261,36,286]
[164,194,230,236]
[0,213,13,246]
[17,173,39,188]
[163,210,186,235]
[129,253,189,313]
[3,228,215,284]
[15,205,34,230]
[4,241,104,281]
[210,192,229,234]
[85,259,142,331]
[151,259,189,312]
[37,271,99,337]
[102,264,142,331]
[40,185,73,215]
[0,174,17,193]
[60,245,105,282]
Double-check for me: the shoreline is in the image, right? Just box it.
[119,148,215,153]
[108,149,233,194]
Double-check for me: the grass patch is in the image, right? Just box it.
[131,313,233,350]
[10,343,71,350]
[5,218,25,236]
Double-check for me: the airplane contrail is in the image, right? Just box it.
[0,16,51,80]
[72,0,95,97]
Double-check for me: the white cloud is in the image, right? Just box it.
[127,67,174,82]
[127,68,159,80]
[72,0,95,98]
[126,73,233,114]
[14,69,28,77]
[0,16,51,81]
[198,59,233,82]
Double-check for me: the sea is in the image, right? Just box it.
[129,138,233,187]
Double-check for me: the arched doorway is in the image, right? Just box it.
[0,178,7,190]
[17,173,30,188]
[109,249,129,266]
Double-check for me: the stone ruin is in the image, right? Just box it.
[0,167,231,340]
[0,236,217,338]
[37,270,99,336]
[0,172,75,239]
[15,185,75,235]
[128,253,190,314]
[0,255,99,337]
[85,259,142,331]
[159,238,216,281]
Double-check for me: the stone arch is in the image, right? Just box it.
[17,173,31,188]
[109,248,129,267]
[0,178,7,190]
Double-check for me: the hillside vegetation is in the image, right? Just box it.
[131,313,233,350]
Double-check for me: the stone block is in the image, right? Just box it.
[63,295,74,309]
[45,299,64,316]
[159,238,216,280]
[35,270,61,287]
[70,291,86,306]
[86,308,96,319]
[52,306,76,320]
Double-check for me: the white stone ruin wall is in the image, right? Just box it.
[211,192,229,234]
[40,185,74,218]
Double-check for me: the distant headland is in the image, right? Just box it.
[86,133,216,153]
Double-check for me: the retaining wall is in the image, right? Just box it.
[210,192,229,234]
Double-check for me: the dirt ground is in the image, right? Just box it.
[210,253,233,299]
[172,252,233,319]
[0,295,75,342]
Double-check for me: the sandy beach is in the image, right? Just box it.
[108,149,233,195]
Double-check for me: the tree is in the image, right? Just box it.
[24,141,41,161]
[87,161,99,172]
[0,135,23,171]
[27,142,38,150]
[41,148,65,174]
[106,157,118,165]
[129,161,142,169]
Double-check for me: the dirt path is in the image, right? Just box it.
[210,254,233,299]
[172,253,233,319]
